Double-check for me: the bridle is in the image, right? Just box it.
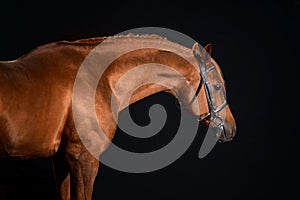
[188,50,228,130]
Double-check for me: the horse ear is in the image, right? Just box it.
[204,43,212,55]
[192,43,211,62]
[192,42,202,56]
[192,43,212,56]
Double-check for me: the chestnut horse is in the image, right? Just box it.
[0,35,236,199]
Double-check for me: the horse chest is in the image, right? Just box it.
[0,114,62,159]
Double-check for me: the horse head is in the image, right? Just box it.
[181,43,237,142]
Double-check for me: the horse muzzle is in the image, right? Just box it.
[218,120,237,143]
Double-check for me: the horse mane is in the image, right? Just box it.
[57,37,107,46]
[101,34,192,55]
[54,34,192,57]
[16,34,194,62]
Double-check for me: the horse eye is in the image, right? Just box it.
[214,84,221,91]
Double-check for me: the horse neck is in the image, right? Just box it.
[113,70,178,112]
[104,49,197,112]
[33,36,198,114]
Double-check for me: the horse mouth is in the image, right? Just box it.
[218,125,236,143]
[218,133,233,143]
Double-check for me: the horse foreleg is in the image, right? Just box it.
[53,152,71,200]
[63,112,116,199]
[66,143,99,200]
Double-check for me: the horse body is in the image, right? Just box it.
[0,35,236,199]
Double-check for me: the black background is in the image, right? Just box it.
[0,1,299,199]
